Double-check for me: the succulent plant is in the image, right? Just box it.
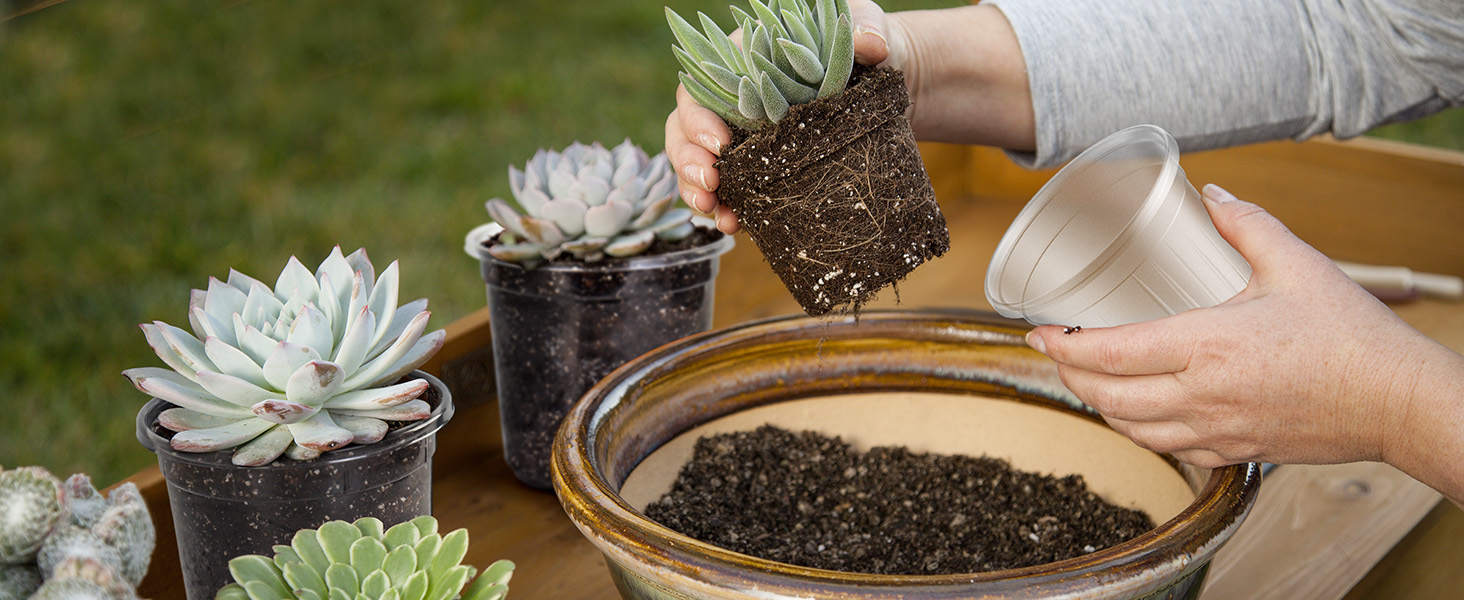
[122,247,446,467]
[215,517,513,600]
[0,466,155,600]
[467,140,695,268]
[667,0,853,129]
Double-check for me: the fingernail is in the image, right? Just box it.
[697,133,722,156]
[855,25,887,48]
[713,211,725,231]
[1202,184,1236,204]
[684,163,709,191]
[1025,330,1047,355]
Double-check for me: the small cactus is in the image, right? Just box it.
[215,516,512,600]
[0,467,154,600]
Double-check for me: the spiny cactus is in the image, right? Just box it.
[123,247,446,467]
[667,0,853,129]
[0,466,154,600]
[467,140,694,268]
[215,517,513,600]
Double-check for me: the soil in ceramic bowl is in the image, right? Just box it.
[621,392,1194,578]
[644,425,1153,575]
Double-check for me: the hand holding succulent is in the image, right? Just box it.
[667,0,854,129]
[123,247,445,466]
[466,140,695,268]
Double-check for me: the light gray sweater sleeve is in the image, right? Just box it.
[984,0,1464,169]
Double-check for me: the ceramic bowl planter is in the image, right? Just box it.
[468,227,734,489]
[554,310,1261,600]
[136,371,453,600]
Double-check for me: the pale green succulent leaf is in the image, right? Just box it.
[364,299,427,363]
[364,261,401,352]
[546,165,575,200]
[192,370,282,408]
[604,230,656,258]
[412,535,441,573]
[341,311,430,390]
[750,51,817,104]
[242,282,285,328]
[381,546,417,588]
[191,305,238,349]
[399,571,428,600]
[568,177,610,207]
[262,341,323,391]
[360,571,390,599]
[657,221,698,242]
[250,398,320,425]
[383,522,422,553]
[227,555,289,598]
[428,529,469,584]
[479,560,515,589]
[217,584,251,600]
[559,237,610,260]
[462,583,507,600]
[583,199,635,238]
[697,12,745,72]
[484,199,529,240]
[319,522,363,564]
[677,72,756,130]
[350,537,388,582]
[235,318,277,366]
[202,277,248,335]
[328,589,351,600]
[736,76,766,120]
[749,0,790,46]
[157,407,236,431]
[516,215,566,248]
[816,0,838,63]
[329,399,429,422]
[330,414,388,445]
[283,442,321,461]
[697,60,742,96]
[324,564,359,598]
[817,13,854,98]
[315,247,358,303]
[486,242,545,264]
[605,179,647,209]
[410,517,438,538]
[360,330,444,390]
[169,419,273,453]
[426,566,472,600]
[284,304,332,365]
[650,208,696,234]
[230,424,293,466]
[298,590,323,600]
[292,528,331,575]
[282,560,328,600]
[123,367,253,417]
[628,194,675,230]
[154,321,217,377]
[242,580,290,600]
[323,378,427,410]
[272,545,302,568]
[331,306,374,377]
[275,257,321,308]
[758,70,791,122]
[781,8,819,56]
[665,8,722,67]
[286,410,355,453]
[514,187,551,218]
[284,360,345,407]
[354,517,385,541]
[672,46,737,106]
[540,198,588,238]
[777,38,824,85]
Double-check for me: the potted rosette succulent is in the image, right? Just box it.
[667,0,950,316]
[124,247,453,600]
[464,139,733,490]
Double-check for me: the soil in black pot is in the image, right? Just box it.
[644,425,1154,576]
[483,227,727,490]
[717,65,949,317]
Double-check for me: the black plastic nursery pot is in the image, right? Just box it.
[477,232,734,490]
[135,371,453,600]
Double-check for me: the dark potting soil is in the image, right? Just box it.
[644,425,1155,576]
[481,227,726,489]
[717,65,950,317]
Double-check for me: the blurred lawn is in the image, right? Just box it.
[1,0,1460,486]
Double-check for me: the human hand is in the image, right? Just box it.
[1025,185,1463,478]
[665,0,900,234]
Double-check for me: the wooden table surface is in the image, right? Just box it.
[124,137,1464,600]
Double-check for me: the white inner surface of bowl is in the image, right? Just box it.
[621,391,1194,525]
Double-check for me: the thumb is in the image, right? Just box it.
[1200,184,1316,273]
[849,0,892,65]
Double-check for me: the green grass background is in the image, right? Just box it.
[2,0,1460,486]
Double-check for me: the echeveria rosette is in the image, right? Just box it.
[215,516,513,600]
[465,139,694,268]
[123,247,446,467]
[667,0,854,129]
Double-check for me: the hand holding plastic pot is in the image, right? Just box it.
[985,124,1251,327]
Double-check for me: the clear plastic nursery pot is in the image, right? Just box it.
[136,371,453,600]
[554,311,1261,600]
[985,124,1252,328]
[470,227,733,490]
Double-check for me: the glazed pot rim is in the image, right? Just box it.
[136,370,454,469]
[553,310,1261,596]
[466,223,734,274]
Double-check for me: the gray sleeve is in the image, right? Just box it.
[984,0,1464,169]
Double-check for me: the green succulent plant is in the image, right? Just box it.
[122,247,446,467]
[0,466,155,600]
[215,517,512,600]
[667,0,854,129]
[466,140,695,268]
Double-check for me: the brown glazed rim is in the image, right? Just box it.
[553,309,1262,598]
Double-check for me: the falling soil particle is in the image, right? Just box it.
[644,425,1154,575]
[716,65,949,317]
